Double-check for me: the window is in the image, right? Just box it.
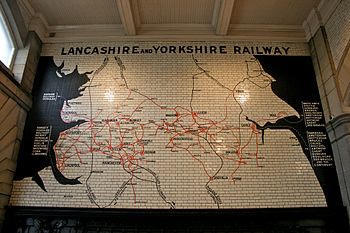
[0,6,15,68]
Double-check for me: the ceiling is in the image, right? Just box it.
[17,0,323,42]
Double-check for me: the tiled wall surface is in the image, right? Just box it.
[309,29,341,121]
[0,1,350,230]
[8,41,331,210]
[325,0,350,70]
[310,0,350,223]
[0,1,349,231]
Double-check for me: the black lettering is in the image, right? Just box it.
[186,46,193,53]
[68,47,75,55]
[242,46,250,54]
[141,48,152,54]
[282,47,290,54]
[160,46,167,53]
[210,46,217,53]
[122,46,130,54]
[179,46,186,53]
[84,47,91,54]
[153,46,160,54]
[256,47,263,54]
[100,47,107,54]
[169,46,176,53]
[76,47,83,55]
[132,46,139,54]
[233,46,241,54]
[195,46,202,53]
[219,46,227,54]
[61,47,67,55]
[108,46,116,54]
[91,47,99,54]
[262,47,272,54]
[274,47,282,55]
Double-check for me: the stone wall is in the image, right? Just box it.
[0,64,30,230]
[0,31,41,231]
[307,0,350,223]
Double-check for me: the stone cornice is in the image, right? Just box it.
[303,0,342,41]
[326,113,350,130]
[0,62,32,111]
[326,113,350,143]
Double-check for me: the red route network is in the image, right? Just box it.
[54,56,289,206]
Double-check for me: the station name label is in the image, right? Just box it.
[61,45,290,55]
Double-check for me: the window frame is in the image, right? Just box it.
[0,3,17,70]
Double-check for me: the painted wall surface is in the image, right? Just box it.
[9,41,341,209]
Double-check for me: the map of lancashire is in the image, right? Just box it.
[11,53,327,209]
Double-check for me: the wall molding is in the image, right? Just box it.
[41,24,307,43]
[317,0,342,25]
[303,8,321,41]
[0,62,32,111]
[326,113,350,142]
[303,0,343,41]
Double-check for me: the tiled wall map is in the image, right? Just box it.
[10,41,338,209]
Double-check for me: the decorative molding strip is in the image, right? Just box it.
[303,8,321,41]
[303,0,342,41]
[214,0,235,35]
[42,23,307,43]
[16,0,35,29]
[116,0,136,36]
[137,24,214,35]
[28,13,48,42]
[326,113,350,130]
[317,0,342,25]
[229,24,303,32]
[0,61,15,81]
[43,34,308,44]
[0,66,32,111]
[17,0,48,42]
[211,0,221,29]
[228,24,306,42]
[48,24,125,38]
[326,113,350,142]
